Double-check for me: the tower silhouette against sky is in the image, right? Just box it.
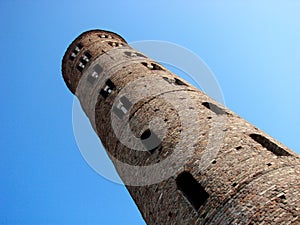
[62,30,300,224]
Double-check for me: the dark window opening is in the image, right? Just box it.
[99,79,116,99]
[80,51,92,66]
[76,43,83,50]
[135,52,146,58]
[87,64,103,84]
[99,34,114,39]
[140,129,161,154]
[69,54,76,61]
[84,51,92,60]
[176,171,209,211]
[108,41,116,47]
[106,79,116,89]
[250,134,291,156]
[141,62,163,70]
[113,96,132,119]
[76,63,84,72]
[151,63,163,70]
[202,102,227,115]
[141,62,148,67]
[80,58,87,65]
[99,34,108,38]
[108,41,123,47]
[174,78,187,86]
[163,77,187,86]
[162,77,170,83]
[69,43,83,61]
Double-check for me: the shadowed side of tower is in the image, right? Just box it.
[62,30,300,225]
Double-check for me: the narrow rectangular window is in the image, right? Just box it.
[77,62,85,72]
[202,102,226,115]
[99,34,108,38]
[69,43,83,61]
[99,79,116,99]
[174,78,187,86]
[176,171,209,211]
[162,77,187,86]
[69,52,77,61]
[124,51,146,58]
[84,51,92,60]
[141,62,164,70]
[80,51,92,66]
[87,64,103,84]
[113,96,132,119]
[250,134,291,156]
[75,43,83,51]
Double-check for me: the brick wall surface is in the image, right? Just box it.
[62,30,300,225]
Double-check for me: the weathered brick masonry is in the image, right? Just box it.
[62,30,300,225]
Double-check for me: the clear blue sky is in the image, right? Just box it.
[1,1,299,224]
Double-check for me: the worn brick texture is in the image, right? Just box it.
[62,30,300,225]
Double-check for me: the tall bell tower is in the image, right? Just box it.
[62,29,300,224]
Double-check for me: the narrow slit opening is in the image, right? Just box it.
[250,134,291,156]
[202,102,226,115]
[174,78,187,86]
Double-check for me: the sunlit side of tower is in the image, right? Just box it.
[62,30,300,224]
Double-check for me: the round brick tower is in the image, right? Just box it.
[62,29,300,224]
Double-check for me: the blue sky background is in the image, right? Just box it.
[1,1,299,224]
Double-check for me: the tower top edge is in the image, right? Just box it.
[61,29,127,94]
